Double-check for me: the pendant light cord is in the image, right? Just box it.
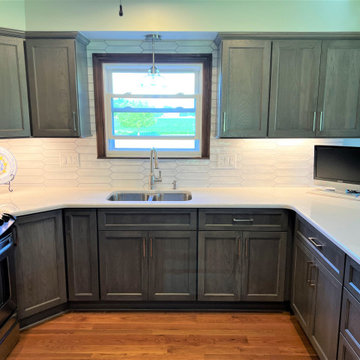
[152,36,156,74]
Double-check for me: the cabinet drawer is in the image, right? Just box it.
[199,209,288,231]
[296,216,345,281]
[340,288,360,358]
[345,257,360,302]
[338,334,360,360]
[98,209,197,230]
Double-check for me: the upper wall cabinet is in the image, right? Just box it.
[218,39,271,138]
[317,40,360,137]
[270,39,360,138]
[0,32,31,138]
[218,35,360,139]
[26,33,91,137]
[269,40,321,138]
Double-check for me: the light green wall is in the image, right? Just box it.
[0,0,26,30]
[23,0,360,32]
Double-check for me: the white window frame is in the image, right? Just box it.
[103,63,203,158]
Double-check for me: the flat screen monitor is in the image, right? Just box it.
[314,145,360,185]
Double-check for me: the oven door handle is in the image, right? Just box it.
[0,242,12,259]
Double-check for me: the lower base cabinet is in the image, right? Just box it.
[340,288,360,359]
[15,211,67,320]
[292,232,342,360]
[65,209,99,301]
[99,230,196,301]
[310,258,342,360]
[198,231,287,302]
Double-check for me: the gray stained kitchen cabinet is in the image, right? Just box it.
[269,40,322,138]
[338,335,360,360]
[148,231,196,301]
[218,39,271,138]
[15,210,67,320]
[242,231,287,301]
[317,40,360,137]
[198,231,241,301]
[270,39,360,138]
[198,230,287,302]
[99,231,148,301]
[292,235,314,331]
[99,230,197,301]
[345,257,360,303]
[310,256,342,360]
[0,35,30,137]
[292,233,342,360]
[340,288,360,358]
[26,35,91,137]
[65,209,99,301]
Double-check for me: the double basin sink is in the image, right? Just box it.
[107,191,192,202]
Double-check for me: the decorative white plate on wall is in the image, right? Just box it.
[0,147,17,185]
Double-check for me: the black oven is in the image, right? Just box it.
[0,214,18,360]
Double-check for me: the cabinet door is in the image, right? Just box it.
[291,236,315,333]
[148,231,196,301]
[99,231,148,301]
[269,40,321,138]
[310,259,342,360]
[65,209,99,301]
[338,334,360,360]
[219,40,271,138]
[340,289,360,358]
[15,211,66,319]
[26,39,79,137]
[0,36,30,137]
[198,231,241,301]
[317,40,360,137]
[242,231,287,301]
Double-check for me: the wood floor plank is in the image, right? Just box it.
[8,312,319,360]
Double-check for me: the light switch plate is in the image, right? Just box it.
[217,154,236,169]
[60,152,79,168]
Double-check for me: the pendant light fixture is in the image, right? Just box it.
[119,0,123,16]
[145,34,162,78]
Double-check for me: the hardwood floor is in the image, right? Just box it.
[9,312,318,360]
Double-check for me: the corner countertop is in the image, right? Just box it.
[0,186,359,264]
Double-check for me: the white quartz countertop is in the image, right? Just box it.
[0,186,359,264]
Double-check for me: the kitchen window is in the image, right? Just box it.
[93,54,212,158]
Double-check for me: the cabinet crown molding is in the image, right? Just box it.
[0,27,25,38]
[215,32,360,45]
[25,31,89,45]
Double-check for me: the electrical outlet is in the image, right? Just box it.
[217,154,236,169]
[60,152,79,168]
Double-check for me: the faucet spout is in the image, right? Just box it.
[149,148,162,190]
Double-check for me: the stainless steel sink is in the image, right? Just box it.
[152,192,192,201]
[107,191,192,202]
[107,192,150,201]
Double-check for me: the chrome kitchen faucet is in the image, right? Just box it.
[149,148,162,190]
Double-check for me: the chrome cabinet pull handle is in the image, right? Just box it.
[223,112,227,133]
[313,112,317,132]
[308,237,323,249]
[319,111,324,132]
[308,264,317,287]
[233,218,254,223]
[306,261,312,284]
[72,111,77,132]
